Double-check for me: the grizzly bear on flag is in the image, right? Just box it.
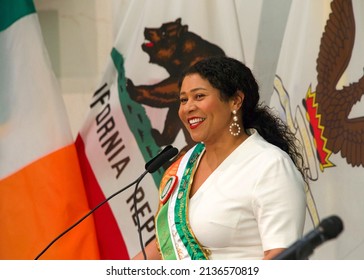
[126,18,225,154]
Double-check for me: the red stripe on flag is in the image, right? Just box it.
[75,135,130,259]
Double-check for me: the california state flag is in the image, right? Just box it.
[0,0,99,259]
[76,0,245,259]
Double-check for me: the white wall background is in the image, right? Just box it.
[34,0,114,137]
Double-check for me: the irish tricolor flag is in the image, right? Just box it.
[0,0,99,259]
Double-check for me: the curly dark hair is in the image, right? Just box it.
[178,56,307,180]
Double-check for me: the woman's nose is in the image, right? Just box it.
[184,99,197,113]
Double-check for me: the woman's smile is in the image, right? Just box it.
[188,117,206,129]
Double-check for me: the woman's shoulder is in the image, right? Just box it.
[243,129,290,158]
[233,130,299,179]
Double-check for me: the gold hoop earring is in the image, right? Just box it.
[229,110,241,136]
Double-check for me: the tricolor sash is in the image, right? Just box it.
[155,143,209,260]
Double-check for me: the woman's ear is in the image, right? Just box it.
[231,90,244,111]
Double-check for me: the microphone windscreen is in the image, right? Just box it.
[145,145,173,170]
[147,147,178,173]
[320,215,344,240]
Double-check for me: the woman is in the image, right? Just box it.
[134,56,306,260]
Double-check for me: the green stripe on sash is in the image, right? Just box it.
[155,200,176,260]
[174,143,208,260]
[0,0,36,32]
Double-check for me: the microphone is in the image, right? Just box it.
[273,215,344,260]
[146,146,178,173]
[34,146,179,260]
[145,145,173,170]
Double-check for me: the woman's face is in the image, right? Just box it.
[178,73,235,145]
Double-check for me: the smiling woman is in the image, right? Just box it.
[133,56,307,260]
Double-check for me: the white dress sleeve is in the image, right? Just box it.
[252,152,306,251]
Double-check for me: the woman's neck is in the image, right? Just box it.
[203,131,249,170]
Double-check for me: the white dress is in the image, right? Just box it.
[188,129,306,259]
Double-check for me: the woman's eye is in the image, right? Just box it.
[196,94,204,100]
[180,98,187,104]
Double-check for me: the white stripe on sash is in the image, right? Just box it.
[167,146,196,260]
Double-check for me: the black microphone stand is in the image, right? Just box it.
[133,175,148,260]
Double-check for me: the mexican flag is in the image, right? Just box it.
[0,0,99,259]
[270,0,364,259]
